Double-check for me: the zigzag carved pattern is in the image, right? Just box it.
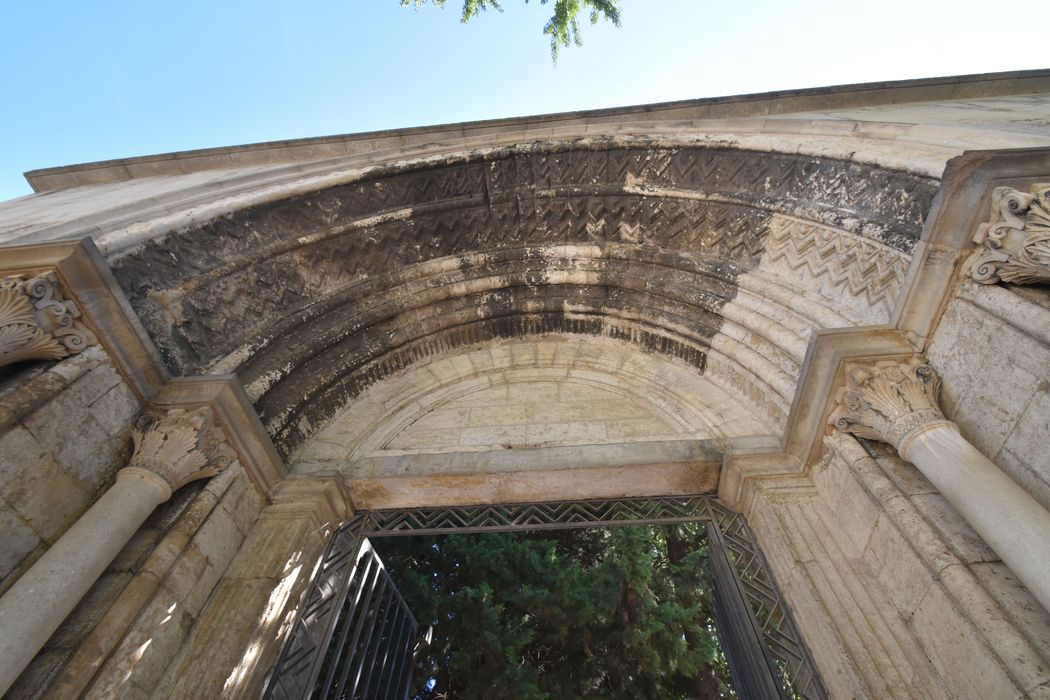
[117,144,936,374]
[764,217,910,317]
[294,196,767,301]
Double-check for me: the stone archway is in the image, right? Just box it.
[5,77,1049,699]
[107,140,933,466]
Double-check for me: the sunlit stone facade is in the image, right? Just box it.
[1,71,1049,698]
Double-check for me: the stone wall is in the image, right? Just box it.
[293,336,768,469]
[7,464,264,699]
[0,346,141,596]
[927,281,1050,511]
[0,344,268,698]
[741,432,1050,698]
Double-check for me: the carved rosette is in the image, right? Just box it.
[0,272,98,369]
[123,407,236,496]
[830,358,949,451]
[972,184,1050,285]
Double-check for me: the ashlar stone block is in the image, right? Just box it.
[23,390,119,494]
[0,504,41,582]
[1,447,91,543]
[910,582,1026,700]
[89,382,140,438]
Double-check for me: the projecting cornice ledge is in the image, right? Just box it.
[150,376,287,501]
[718,326,921,513]
[0,237,169,402]
[783,326,916,466]
[893,146,1050,348]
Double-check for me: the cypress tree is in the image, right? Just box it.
[377,524,736,699]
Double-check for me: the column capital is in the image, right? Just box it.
[830,357,950,452]
[121,406,236,498]
[972,183,1050,286]
[0,271,97,369]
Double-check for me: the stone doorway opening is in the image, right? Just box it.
[262,496,826,699]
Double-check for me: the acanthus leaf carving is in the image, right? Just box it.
[830,358,948,451]
[972,184,1050,286]
[125,406,236,494]
[0,272,98,369]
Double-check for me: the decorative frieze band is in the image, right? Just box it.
[763,217,910,318]
[122,406,236,498]
[972,184,1050,286]
[829,357,950,452]
[0,272,97,369]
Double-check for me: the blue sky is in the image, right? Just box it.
[0,1,1045,202]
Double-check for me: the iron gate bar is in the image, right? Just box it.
[708,522,786,699]
[322,546,382,698]
[311,539,420,700]
[263,494,827,700]
[353,579,397,698]
[315,539,375,696]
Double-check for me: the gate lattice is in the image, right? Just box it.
[263,495,826,700]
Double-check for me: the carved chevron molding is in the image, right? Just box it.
[763,217,910,317]
[0,272,97,369]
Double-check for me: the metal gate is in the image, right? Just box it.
[262,495,826,700]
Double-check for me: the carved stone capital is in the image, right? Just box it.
[123,406,236,497]
[972,184,1050,285]
[0,272,98,369]
[830,358,949,451]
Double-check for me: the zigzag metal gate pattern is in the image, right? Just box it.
[264,496,827,700]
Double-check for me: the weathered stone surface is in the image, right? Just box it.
[0,426,48,490]
[910,582,1027,699]
[927,284,1050,511]
[1,448,90,543]
[89,382,140,438]
[188,506,243,577]
[84,587,193,699]
[102,142,934,457]
[159,480,343,699]
[23,388,120,493]
[972,561,1050,665]
[0,505,40,583]
[67,364,122,407]
[294,336,768,470]
[47,572,133,650]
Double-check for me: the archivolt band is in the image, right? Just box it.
[262,496,827,700]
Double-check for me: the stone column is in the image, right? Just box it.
[831,358,1050,614]
[0,406,232,697]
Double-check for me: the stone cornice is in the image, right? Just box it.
[23,69,1050,192]
[149,376,287,502]
[891,147,1050,348]
[971,183,1050,285]
[0,271,96,368]
[0,238,169,402]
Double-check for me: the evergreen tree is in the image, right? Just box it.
[399,0,622,61]
[376,524,736,699]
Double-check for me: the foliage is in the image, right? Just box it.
[399,0,622,61]
[376,525,736,699]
